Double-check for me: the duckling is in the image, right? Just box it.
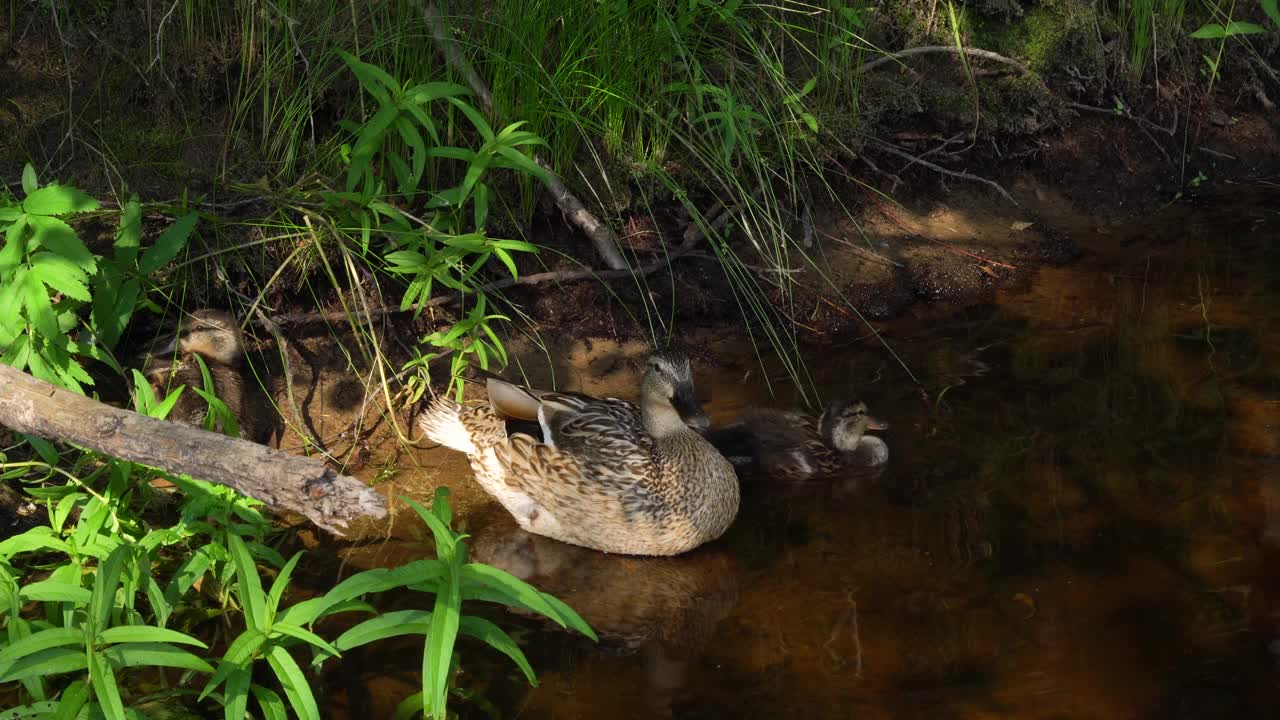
[417,350,739,556]
[707,399,888,480]
[141,309,278,446]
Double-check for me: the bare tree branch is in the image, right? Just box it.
[0,364,386,535]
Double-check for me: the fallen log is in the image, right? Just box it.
[0,364,387,535]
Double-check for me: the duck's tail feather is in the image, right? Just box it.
[418,396,481,454]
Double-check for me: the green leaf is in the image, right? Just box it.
[395,116,427,192]
[1223,20,1265,35]
[22,270,59,340]
[459,615,537,684]
[337,50,397,105]
[113,198,141,266]
[266,552,302,618]
[1263,0,1280,28]
[102,642,215,673]
[91,266,138,350]
[18,579,91,604]
[27,215,94,273]
[447,96,495,141]
[222,666,252,720]
[21,164,37,196]
[333,610,432,652]
[0,647,88,683]
[461,563,596,640]
[50,678,89,720]
[22,185,99,216]
[265,645,322,720]
[491,247,518,279]
[0,215,27,273]
[0,627,83,677]
[493,145,554,184]
[404,81,470,105]
[32,252,90,302]
[90,652,126,720]
[228,534,267,629]
[269,622,340,656]
[98,626,208,647]
[138,213,197,275]
[1190,23,1226,38]
[0,526,71,558]
[251,686,288,720]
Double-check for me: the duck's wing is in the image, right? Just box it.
[496,394,669,523]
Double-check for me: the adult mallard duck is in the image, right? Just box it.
[706,399,888,480]
[417,350,739,556]
[142,309,279,446]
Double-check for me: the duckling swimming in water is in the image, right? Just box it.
[706,399,888,480]
[142,309,279,446]
[417,350,739,556]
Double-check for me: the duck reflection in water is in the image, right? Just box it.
[469,519,741,717]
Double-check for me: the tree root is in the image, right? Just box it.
[857,46,1030,76]
[871,139,1019,206]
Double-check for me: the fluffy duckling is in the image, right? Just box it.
[142,309,278,446]
[707,399,888,480]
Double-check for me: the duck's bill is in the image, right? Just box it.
[864,416,889,432]
[672,383,711,433]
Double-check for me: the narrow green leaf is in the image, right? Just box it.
[137,213,197,275]
[459,615,537,684]
[221,666,252,720]
[266,552,303,617]
[90,652,126,720]
[113,198,141,265]
[447,97,495,141]
[333,610,432,651]
[228,534,267,629]
[265,645,322,720]
[270,622,340,656]
[1190,23,1227,39]
[0,647,88,683]
[0,627,83,676]
[98,626,207,647]
[494,145,554,184]
[18,579,91,604]
[90,545,130,630]
[461,563,596,640]
[102,642,215,673]
[251,686,288,720]
[49,678,89,720]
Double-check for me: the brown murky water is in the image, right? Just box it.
[323,191,1279,719]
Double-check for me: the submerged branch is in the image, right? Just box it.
[420,2,629,271]
[0,364,387,535]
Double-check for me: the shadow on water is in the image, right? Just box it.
[325,190,1279,719]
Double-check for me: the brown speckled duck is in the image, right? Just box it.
[417,350,739,556]
[142,309,278,446]
[707,399,888,480]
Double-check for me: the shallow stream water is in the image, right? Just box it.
[326,191,1278,719]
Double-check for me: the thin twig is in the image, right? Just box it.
[857,46,1029,75]
[420,2,628,271]
[872,140,1019,205]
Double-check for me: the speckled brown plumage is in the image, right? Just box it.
[707,399,888,480]
[417,351,739,556]
[142,309,279,446]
